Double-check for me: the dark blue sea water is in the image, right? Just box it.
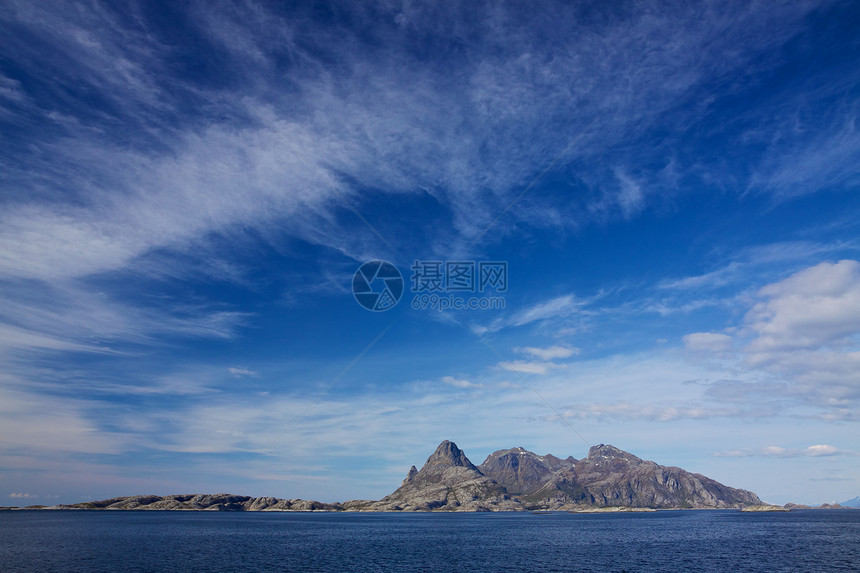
[1,510,858,572]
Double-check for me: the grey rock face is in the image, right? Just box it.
[370,441,759,511]
[424,440,477,470]
[365,440,518,511]
[401,465,418,486]
[52,493,342,512]
[527,443,761,509]
[478,447,574,496]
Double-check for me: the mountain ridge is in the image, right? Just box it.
[840,496,860,508]
[16,441,766,512]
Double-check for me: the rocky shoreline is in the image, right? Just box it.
[741,505,791,512]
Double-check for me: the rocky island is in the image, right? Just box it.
[25,441,763,512]
[741,505,791,512]
[365,441,761,511]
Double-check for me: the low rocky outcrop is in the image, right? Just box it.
[50,493,343,512]
[568,506,657,513]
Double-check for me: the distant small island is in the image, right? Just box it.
[741,505,791,512]
[8,441,804,512]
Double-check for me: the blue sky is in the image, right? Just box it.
[1,0,859,506]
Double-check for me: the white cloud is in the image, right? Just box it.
[0,74,25,103]
[615,170,645,218]
[228,367,258,377]
[738,261,860,415]
[659,241,846,291]
[806,444,839,456]
[0,279,248,360]
[0,1,837,292]
[750,104,860,199]
[0,2,839,377]
[441,376,482,389]
[745,260,860,358]
[510,295,580,327]
[673,260,860,418]
[515,345,580,360]
[0,387,126,455]
[0,322,110,354]
[0,123,350,282]
[561,402,750,422]
[661,262,746,291]
[714,444,844,458]
[9,492,37,499]
[497,360,561,375]
[683,332,733,353]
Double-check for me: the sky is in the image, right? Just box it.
[1,0,859,507]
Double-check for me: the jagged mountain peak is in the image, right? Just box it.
[481,446,573,464]
[425,440,476,469]
[478,446,575,496]
[483,446,533,459]
[373,441,512,511]
[587,444,641,462]
[401,465,418,486]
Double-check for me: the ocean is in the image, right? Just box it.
[1,509,858,572]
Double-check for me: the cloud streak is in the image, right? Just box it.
[0,1,839,286]
[714,445,845,458]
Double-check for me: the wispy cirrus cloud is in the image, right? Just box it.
[0,1,836,290]
[496,360,563,376]
[747,97,860,200]
[441,375,482,389]
[0,386,127,455]
[714,445,846,458]
[564,402,788,423]
[515,345,580,360]
[0,279,249,357]
[228,367,259,378]
[659,241,854,291]
[0,1,844,372]
[509,295,582,327]
[469,293,591,335]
